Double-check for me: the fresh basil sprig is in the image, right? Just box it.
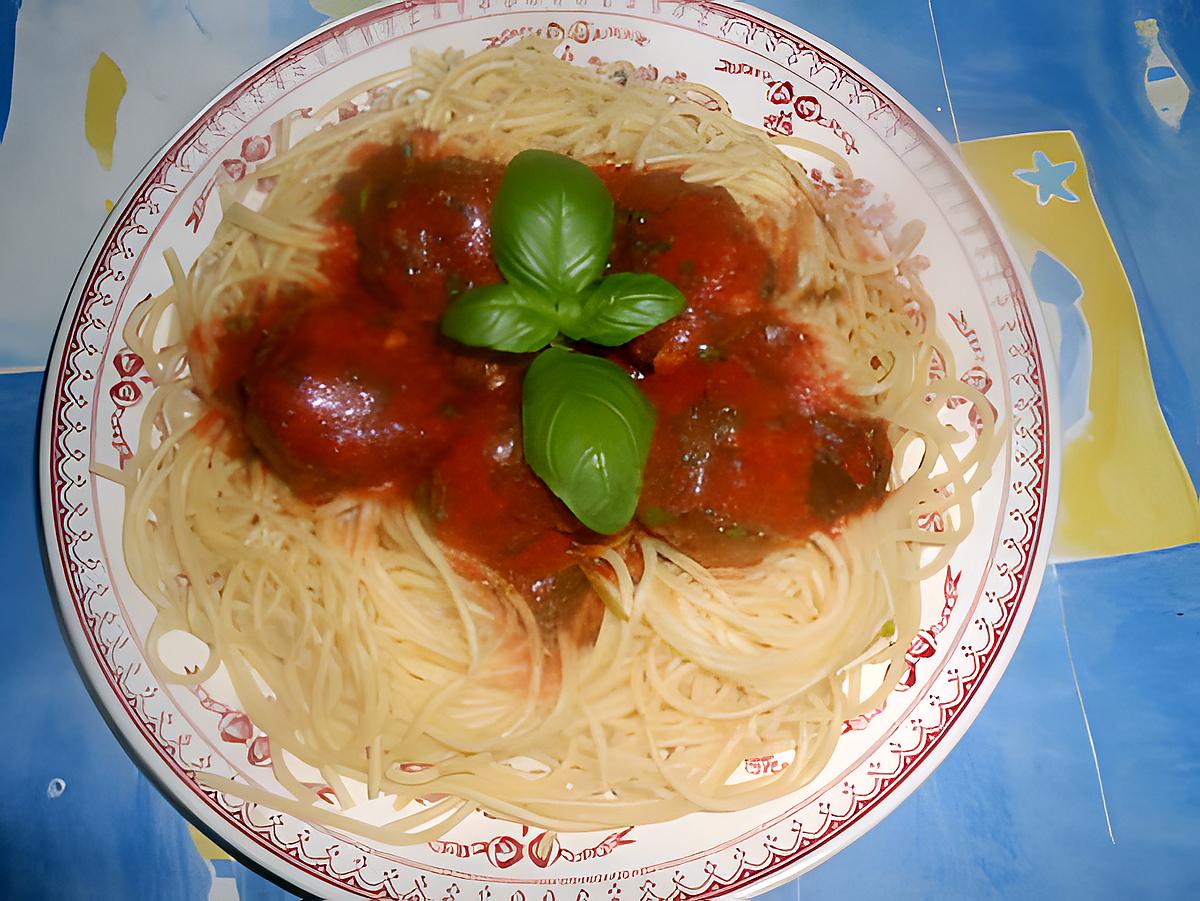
[440,149,685,534]
[441,150,684,351]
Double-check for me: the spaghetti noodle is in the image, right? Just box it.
[98,42,999,843]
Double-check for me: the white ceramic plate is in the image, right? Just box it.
[40,2,1058,896]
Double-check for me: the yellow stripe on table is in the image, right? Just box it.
[962,130,1199,560]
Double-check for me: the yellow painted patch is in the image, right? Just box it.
[310,0,375,17]
[963,131,1200,560]
[1135,17,1160,41]
[187,824,232,861]
[84,52,126,171]
[104,198,113,213]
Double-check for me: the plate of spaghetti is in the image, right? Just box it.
[40,2,1057,897]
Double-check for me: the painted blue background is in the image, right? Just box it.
[1,1,1197,898]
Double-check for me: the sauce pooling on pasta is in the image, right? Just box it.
[200,139,892,637]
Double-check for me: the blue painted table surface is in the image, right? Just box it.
[1,2,1197,898]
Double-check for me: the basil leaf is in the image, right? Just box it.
[523,347,655,534]
[555,291,586,331]
[492,150,614,297]
[561,272,686,346]
[441,283,558,353]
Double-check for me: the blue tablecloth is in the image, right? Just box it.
[1,2,1196,897]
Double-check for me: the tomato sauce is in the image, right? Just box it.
[636,312,890,566]
[198,141,891,641]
